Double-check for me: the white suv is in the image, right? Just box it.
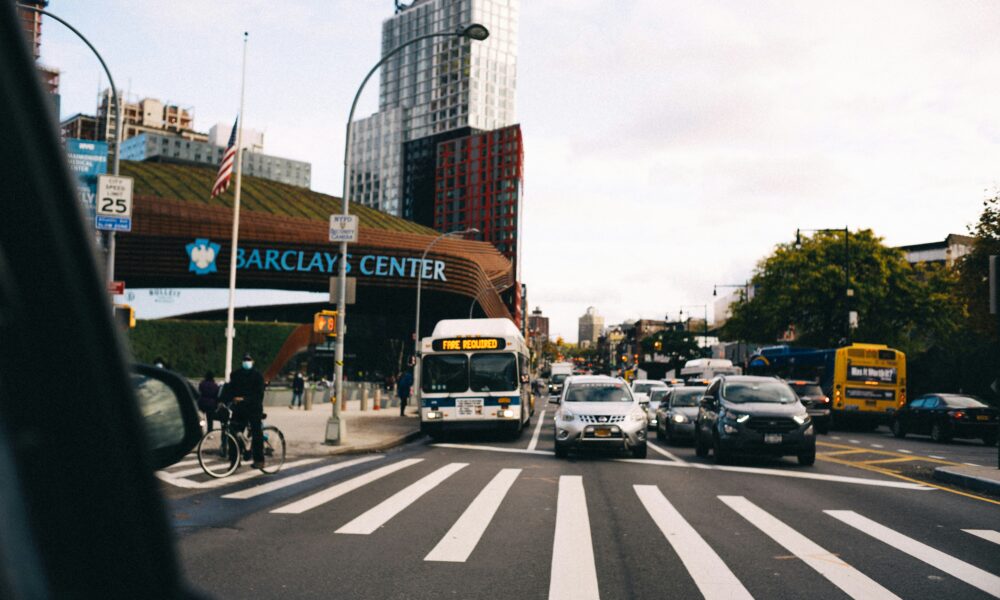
[553,375,648,458]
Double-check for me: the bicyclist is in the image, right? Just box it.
[221,353,266,469]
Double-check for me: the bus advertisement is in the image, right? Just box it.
[419,318,533,439]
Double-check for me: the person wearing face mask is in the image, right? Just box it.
[221,353,266,469]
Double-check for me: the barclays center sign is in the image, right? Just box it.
[185,239,448,282]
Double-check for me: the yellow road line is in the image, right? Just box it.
[817,455,1000,506]
[858,457,920,465]
[817,441,961,466]
[821,449,879,457]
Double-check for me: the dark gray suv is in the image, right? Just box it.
[695,376,816,466]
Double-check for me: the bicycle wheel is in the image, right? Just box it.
[259,426,286,474]
[197,429,240,478]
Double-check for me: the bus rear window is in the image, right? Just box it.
[470,353,518,392]
[422,354,468,393]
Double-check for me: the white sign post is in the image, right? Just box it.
[329,214,359,243]
[95,174,133,232]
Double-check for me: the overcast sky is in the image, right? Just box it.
[43,1,1000,341]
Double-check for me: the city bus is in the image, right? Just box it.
[748,343,906,428]
[419,318,532,439]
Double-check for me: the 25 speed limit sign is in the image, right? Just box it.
[95,174,134,232]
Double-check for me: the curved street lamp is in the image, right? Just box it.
[17,3,122,285]
[331,24,489,432]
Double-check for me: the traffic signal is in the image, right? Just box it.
[313,310,337,336]
[653,340,663,351]
[113,304,135,329]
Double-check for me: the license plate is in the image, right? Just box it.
[456,398,483,416]
[594,427,612,438]
[764,434,782,444]
[977,415,990,421]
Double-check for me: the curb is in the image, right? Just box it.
[287,429,424,458]
[933,466,1000,495]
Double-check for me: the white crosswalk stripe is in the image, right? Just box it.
[223,455,384,500]
[635,485,752,600]
[156,458,321,489]
[271,458,423,514]
[827,511,1000,598]
[720,496,900,600]
[963,529,1000,546]
[337,462,468,534]
[425,468,521,562]
[527,410,546,451]
[549,475,599,600]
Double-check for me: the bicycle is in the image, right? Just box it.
[196,403,286,478]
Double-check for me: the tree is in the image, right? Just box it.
[640,329,703,378]
[722,229,957,356]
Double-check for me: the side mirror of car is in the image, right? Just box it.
[131,364,203,470]
[699,396,715,409]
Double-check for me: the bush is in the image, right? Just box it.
[126,319,298,378]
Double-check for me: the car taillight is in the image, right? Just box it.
[948,410,965,420]
[819,396,830,404]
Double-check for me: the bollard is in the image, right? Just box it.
[374,387,382,410]
[361,386,369,411]
[305,384,313,411]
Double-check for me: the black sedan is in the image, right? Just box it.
[891,394,998,445]
[786,380,831,434]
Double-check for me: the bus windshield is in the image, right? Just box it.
[470,353,518,392]
[422,354,468,393]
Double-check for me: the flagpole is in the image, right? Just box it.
[224,32,248,380]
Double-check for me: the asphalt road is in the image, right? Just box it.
[165,400,1000,599]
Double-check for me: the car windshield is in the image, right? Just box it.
[565,383,632,403]
[670,388,706,407]
[723,381,797,404]
[633,383,661,395]
[470,353,518,392]
[650,390,670,404]
[790,383,824,397]
[551,373,568,384]
[422,354,468,393]
[942,395,989,408]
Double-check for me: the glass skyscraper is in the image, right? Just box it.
[349,0,519,217]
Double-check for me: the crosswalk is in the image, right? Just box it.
[160,455,1000,599]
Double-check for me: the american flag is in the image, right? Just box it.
[211,117,239,199]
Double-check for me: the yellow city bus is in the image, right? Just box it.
[832,343,906,427]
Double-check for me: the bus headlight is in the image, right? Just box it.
[425,411,443,420]
[499,409,514,418]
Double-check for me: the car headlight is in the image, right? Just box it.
[560,410,575,422]
[723,410,749,423]
[672,413,688,424]
[793,413,810,425]
[630,408,647,422]
[723,423,739,434]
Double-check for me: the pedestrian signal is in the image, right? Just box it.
[113,304,135,329]
[314,310,337,336]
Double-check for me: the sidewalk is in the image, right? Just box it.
[933,464,1000,495]
[263,400,423,457]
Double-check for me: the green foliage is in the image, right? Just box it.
[957,191,1000,338]
[126,319,298,378]
[723,229,954,355]
[640,329,703,376]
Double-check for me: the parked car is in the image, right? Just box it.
[695,376,816,466]
[655,386,707,444]
[553,375,648,458]
[631,379,669,428]
[786,380,831,434]
[891,394,998,445]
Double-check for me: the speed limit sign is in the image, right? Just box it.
[95,174,133,232]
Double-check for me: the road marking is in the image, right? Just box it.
[647,441,683,462]
[527,410,546,452]
[721,497,900,600]
[832,436,842,440]
[549,476,599,600]
[167,462,235,478]
[849,439,861,444]
[822,449,876,456]
[859,457,919,465]
[964,463,981,467]
[827,511,1000,598]
[171,458,200,468]
[871,444,884,448]
[898,449,912,454]
[425,468,521,562]
[928,455,946,460]
[222,455,383,500]
[337,462,468,534]
[156,458,321,489]
[963,530,1000,546]
[271,458,423,514]
[636,486,751,600]
[433,442,553,456]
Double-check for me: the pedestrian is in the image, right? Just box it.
[220,353,266,469]
[397,369,414,417]
[197,370,220,431]
[290,371,305,409]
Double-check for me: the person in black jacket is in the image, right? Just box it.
[290,371,305,409]
[221,353,266,469]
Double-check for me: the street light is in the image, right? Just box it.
[18,4,122,286]
[331,24,489,434]
[412,227,478,405]
[468,282,507,318]
[795,227,851,344]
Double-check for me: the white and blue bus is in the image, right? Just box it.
[419,318,533,439]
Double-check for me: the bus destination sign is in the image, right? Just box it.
[432,337,507,352]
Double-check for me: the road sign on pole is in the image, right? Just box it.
[95,174,133,232]
[329,215,358,243]
[107,280,125,295]
[329,276,356,305]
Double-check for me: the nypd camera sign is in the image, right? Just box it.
[95,175,134,232]
[329,214,358,243]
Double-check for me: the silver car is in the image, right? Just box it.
[553,375,648,458]
[654,386,707,444]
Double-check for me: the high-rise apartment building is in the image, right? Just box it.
[349,0,519,216]
[578,307,605,349]
[17,1,60,118]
